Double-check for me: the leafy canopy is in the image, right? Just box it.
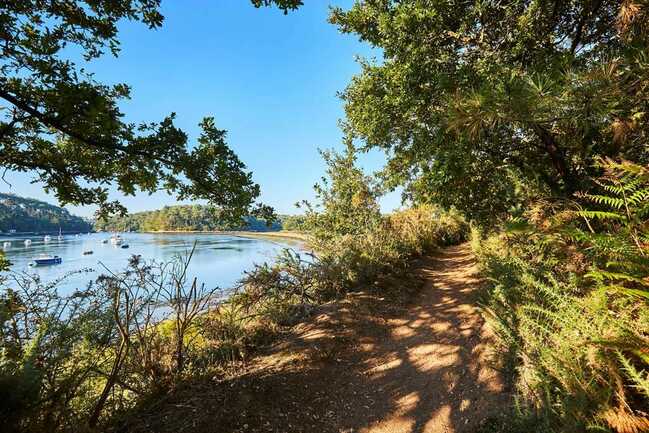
[0,1,296,221]
[331,0,649,222]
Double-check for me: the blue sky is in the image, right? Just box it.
[6,1,402,217]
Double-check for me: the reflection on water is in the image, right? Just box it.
[1,233,303,293]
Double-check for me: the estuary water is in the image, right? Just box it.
[1,232,303,293]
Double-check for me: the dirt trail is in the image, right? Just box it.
[127,244,509,433]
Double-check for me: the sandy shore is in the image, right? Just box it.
[228,230,309,242]
[140,230,310,243]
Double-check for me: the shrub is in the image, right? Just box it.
[0,248,221,432]
[473,159,649,432]
[236,205,468,328]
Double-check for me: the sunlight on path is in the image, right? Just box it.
[356,244,509,433]
[122,244,509,433]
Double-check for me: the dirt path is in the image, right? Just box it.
[126,244,508,433]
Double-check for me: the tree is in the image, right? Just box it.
[251,0,303,13]
[0,1,298,221]
[299,141,381,240]
[330,0,649,222]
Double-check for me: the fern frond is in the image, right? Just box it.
[583,194,626,209]
[627,188,649,205]
[587,270,649,285]
[575,210,625,221]
[598,284,649,300]
[616,350,649,399]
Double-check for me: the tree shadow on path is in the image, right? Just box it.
[122,244,510,433]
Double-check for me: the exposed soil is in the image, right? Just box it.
[122,244,509,433]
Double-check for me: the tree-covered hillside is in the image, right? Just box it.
[95,205,283,232]
[0,193,92,233]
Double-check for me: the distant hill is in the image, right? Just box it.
[0,193,92,233]
[95,204,282,232]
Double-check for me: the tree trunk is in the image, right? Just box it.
[88,339,128,427]
[533,125,576,195]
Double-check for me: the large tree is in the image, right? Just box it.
[331,0,649,222]
[0,0,301,220]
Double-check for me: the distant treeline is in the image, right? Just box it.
[95,204,307,232]
[0,193,92,233]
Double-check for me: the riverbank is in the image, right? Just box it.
[228,230,310,243]
[137,230,310,243]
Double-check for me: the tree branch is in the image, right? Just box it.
[0,86,176,166]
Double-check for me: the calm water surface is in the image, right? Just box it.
[1,233,303,293]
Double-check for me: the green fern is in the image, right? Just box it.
[483,158,649,432]
[616,351,649,400]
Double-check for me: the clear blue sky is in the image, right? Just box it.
[6,1,402,217]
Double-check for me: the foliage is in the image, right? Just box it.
[298,142,382,241]
[0,270,111,432]
[278,214,308,232]
[250,0,303,13]
[0,193,92,233]
[330,0,649,222]
[238,205,468,325]
[0,1,285,221]
[0,250,221,432]
[95,204,280,233]
[238,144,468,317]
[473,159,649,432]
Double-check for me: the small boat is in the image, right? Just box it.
[120,244,130,249]
[30,255,62,266]
[110,234,123,245]
[24,239,32,246]
[82,250,93,255]
[57,228,63,241]
[2,241,11,249]
[101,239,108,244]
[43,235,52,242]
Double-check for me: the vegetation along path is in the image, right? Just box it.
[128,244,509,433]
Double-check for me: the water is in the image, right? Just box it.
[1,233,303,293]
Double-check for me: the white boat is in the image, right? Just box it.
[57,228,63,241]
[2,241,10,249]
[30,254,62,266]
[24,239,32,246]
[44,235,52,242]
[110,234,123,245]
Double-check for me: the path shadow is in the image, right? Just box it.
[120,244,510,433]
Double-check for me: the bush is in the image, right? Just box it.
[236,205,468,328]
[0,248,222,432]
[473,159,649,433]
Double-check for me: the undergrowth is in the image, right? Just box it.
[473,159,649,433]
[226,204,468,355]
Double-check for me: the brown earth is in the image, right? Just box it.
[122,243,509,433]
